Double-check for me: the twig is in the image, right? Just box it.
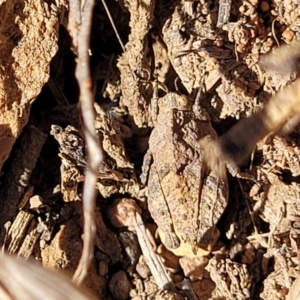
[271,19,280,48]
[237,178,259,235]
[267,206,284,250]
[70,0,104,284]
[100,0,125,52]
[134,213,175,291]
[68,0,81,51]
[217,0,232,28]
[0,252,95,300]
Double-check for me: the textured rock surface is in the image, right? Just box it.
[0,0,60,169]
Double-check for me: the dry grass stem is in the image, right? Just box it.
[134,213,175,291]
[101,0,125,52]
[0,253,94,300]
[69,0,104,284]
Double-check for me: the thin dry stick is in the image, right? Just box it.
[100,0,125,52]
[134,213,175,291]
[72,0,104,284]
[271,19,280,48]
[67,0,81,50]
[237,178,259,235]
[0,252,95,300]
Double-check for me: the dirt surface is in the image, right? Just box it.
[2,0,300,299]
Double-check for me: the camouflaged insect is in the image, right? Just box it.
[141,92,228,256]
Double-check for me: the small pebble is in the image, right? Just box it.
[109,270,131,300]
[260,1,269,12]
[282,28,295,42]
[136,256,151,279]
